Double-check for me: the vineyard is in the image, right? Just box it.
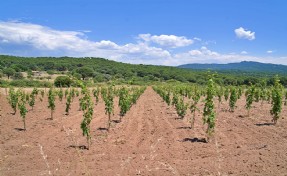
[1,81,287,175]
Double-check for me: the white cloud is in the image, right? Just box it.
[234,27,255,40]
[0,21,172,65]
[188,50,202,56]
[138,33,193,48]
[267,50,273,54]
[1,21,287,66]
[171,46,268,66]
[193,37,202,41]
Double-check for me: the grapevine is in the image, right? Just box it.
[203,76,216,141]
[48,88,56,120]
[245,85,255,117]
[270,75,283,124]
[229,87,237,112]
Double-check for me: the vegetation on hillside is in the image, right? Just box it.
[1,55,287,87]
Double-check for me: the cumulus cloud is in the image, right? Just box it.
[170,46,268,66]
[138,33,193,48]
[193,37,202,41]
[241,51,248,54]
[1,21,287,66]
[234,27,255,40]
[0,21,171,65]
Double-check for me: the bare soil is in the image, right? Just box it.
[1,87,287,176]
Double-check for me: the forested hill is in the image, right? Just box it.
[178,61,287,74]
[1,55,287,86]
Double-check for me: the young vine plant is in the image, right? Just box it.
[203,76,216,142]
[270,75,283,125]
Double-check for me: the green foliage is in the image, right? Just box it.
[75,89,80,97]
[13,72,24,80]
[76,67,94,80]
[2,55,286,87]
[5,79,52,87]
[58,88,64,102]
[54,76,73,87]
[224,87,229,101]
[153,86,171,105]
[8,87,19,114]
[64,89,69,98]
[103,86,114,131]
[175,97,188,119]
[229,87,238,112]
[270,75,283,124]
[203,77,216,141]
[284,90,287,106]
[65,92,72,115]
[92,88,100,104]
[260,87,268,106]
[189,86,201,128]
[79,84,94,149]
[25,93,30,102]
[3,68,16,79]
[237,87,243,99]
[29,92,36,110]
[70,88,76,100]
[48,88,56,119]
[118,87,131,119]
[40,89,45,98]
[216,86,224,107]
[172,94,179,106]
[163,91,171,106]
[18,91,28,130]
[245,86,255,116]
[254,88,260,102]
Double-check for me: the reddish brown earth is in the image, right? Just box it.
[1,87,287,176]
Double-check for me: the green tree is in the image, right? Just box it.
[76,67,94,80]
[3,68,16,79]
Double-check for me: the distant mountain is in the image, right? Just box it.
[178,61,287,74]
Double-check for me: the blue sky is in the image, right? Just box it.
[0,0,287,65]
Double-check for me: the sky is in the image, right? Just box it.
[0,0,287,66]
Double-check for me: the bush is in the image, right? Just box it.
[0,80,9,87]
[9,80,52,87]
[54,76,73,87]
[13,72,24,80]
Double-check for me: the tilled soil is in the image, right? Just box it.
[1,87,287,176]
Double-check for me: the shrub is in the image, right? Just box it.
[54,76,72,87]
[13,72,24,80]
